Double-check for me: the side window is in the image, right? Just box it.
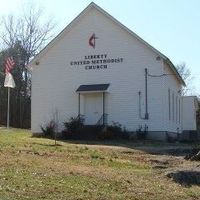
[172,92,174,121]
[176,96,178,123]
[168,89,171,120]
[179,98,181,124]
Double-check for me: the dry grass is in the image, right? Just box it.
[0,128,199,200]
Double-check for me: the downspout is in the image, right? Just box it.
[78,93,80,117]
[138,91,145,119]
[103,92,105,125]
[145,68,149,119]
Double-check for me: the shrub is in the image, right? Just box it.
[62,119,129,141]
[41,120,56,138]
[63,124,103,140]
[97,130,115,140]
[107,122,122,134]
[136,125,148,140]
[63,116,84,134]
[98,122,129,140]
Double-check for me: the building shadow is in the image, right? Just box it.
[56,138,196,157]
[31,133,197,157]
[167,171,200,186]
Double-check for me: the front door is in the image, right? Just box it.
[84,93,102,125]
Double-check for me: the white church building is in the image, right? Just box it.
[29,3,198,140]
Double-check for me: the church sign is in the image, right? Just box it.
[70,53,124,70]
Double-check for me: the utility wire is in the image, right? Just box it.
[147,72,200,77]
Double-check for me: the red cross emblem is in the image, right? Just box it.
[89,33,98,48]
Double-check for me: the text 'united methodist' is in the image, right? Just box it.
[70,54,123,70]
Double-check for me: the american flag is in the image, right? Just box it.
[5,56,15,74]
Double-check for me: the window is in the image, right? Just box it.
[176,96,178,123]
[172,93,174,121]
[179,98,181,124]
[168,89,171,120]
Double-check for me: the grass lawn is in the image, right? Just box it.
[0,128,199,200]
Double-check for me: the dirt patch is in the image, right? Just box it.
[150,159,170,169]
[150,159,170,165]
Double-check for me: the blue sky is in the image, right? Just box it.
[0,0,199,95]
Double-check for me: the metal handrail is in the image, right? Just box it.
[76,114,85,123]
[96,113,108,125]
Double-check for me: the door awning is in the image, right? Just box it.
[76,84,110,93]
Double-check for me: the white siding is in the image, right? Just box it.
[182,96,197,130]
[162,62,182,133]
[31,7,183,134]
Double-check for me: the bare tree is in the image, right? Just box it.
[0,3,55,128]
[176,62,194,96]
[1,5,55,59]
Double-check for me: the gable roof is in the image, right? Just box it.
[28,2,185,86]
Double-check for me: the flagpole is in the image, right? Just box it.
[7,87,10,129]
[4,56,16,129]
